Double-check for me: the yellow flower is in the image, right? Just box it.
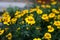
[46,5,51,8]
[52,9,59,14]
[54,21,60,26]
[57,15,60,19]
[41,5,46,8]
[2,12,9,17]
[55,11,59,14]
[44,33,51,39]
[2,12,11,25]
[49,13,55,18]
[41,14,49,21]
[30,8,36,13]
[33,38,41,40]
[15,15,21,18]
[23,9,28,14]
[54,16,57,20]
[52,9,56,12]
[51,1,57,5]
[57,26,60,29]
[11,18,17,24]
[25,16,35,25]
[2,13,11,21]
[47,25,54,32]
[6,33,12,40]
[3,22,9,25]
[0,30,4,35]
[15,11,25,18]
[3,17,10,25]
[15,11,20,15]
[36,9,43,14]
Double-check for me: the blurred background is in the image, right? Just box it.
[0,0,60,11]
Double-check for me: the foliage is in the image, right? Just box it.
[0,0,60,40]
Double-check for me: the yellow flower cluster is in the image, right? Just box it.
[30,6,43,14]
[41,4,51,8]
[52,9,59,14]
[2,9,29,25]
[1,0,60,40]
[2,12,11,25]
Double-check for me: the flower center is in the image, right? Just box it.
[28,19,33,21]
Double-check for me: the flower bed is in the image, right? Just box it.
[0,0,60,40]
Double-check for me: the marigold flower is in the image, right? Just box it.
[49,13,55,18]
[51,1,57,5]
[41,14,49,21]
[46,5,51,8]
[30,8,36,13]
[25,16,35,25]
[6,33,12,40]
[36,9,43,14]
[41,5,46,8]
[44,33,51,39]
[57,15,60,19]
[23,9,29,14]
[2,12,9,17]
[3,22,9,25]
[2,12,11,25]
[47,25,54,32]
[54,21,60,26]
[52,9,59,14]
[11,18,17,24]
[15,11,20,15]
[57,26,60,29]
[33,38,41,40]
